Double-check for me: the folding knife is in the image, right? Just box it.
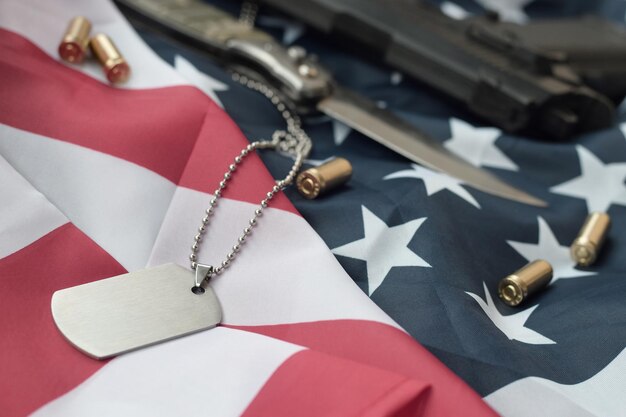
[116,0,546,207]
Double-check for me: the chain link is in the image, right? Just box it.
[238,0,259,28]
[231,72,313,158]
[189,72,310,281]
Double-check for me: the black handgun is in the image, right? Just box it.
[260,0,626,140]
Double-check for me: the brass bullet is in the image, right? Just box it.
[58,16,92,64]
[296,157,352,199]
[571,212,611,266]
[498,260,552,307]
[90,34,131,84]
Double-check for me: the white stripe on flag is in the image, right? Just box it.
[31,327,304,417]
[0,0,187,89]
[0,124,176,271]
[0,155,68,259]
[485,347,626,417]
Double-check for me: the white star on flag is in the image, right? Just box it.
[445,118,518,171]
[383,164,481,208]
[174,55,228,108]
[333,120,352,146]
[302,156,335,167]
[507,217,595,284]
[332,206,430,295]
[475,0,531,23]
[550,145,626,212]
[466,282,556,345]
[390,71,403,85]
[440,1,470,19]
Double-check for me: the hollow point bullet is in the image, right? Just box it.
[571,212,611,266]
[498,260,552,307]
[90,33,131,84]
[58,16,92,64]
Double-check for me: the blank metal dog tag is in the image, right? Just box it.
[51,263,222,360]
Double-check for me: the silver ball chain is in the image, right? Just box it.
[238,0,259,28]
[189,71,312,282]
[231,72,313,158]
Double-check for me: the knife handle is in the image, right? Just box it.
[116,0,332,106]
[226,38,332,105]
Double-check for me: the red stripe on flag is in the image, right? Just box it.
[0,224,126,417]
[230,321,498,417]
[242,349,430,417]
[0,29,295,213]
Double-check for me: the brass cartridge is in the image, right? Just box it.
[571,212,611,266]
[58,16,92,63]
[90,34,131,84]
[296,158,352,199]
[498,260,552,307]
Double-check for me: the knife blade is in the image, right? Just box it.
[318,87,547,206]
[116,0,546,206]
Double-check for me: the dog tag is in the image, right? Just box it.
[51,263,221,360]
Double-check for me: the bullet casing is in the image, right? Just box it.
[498,260,552,306]
[296,158,352,199]
[58,16,92,63]
[90,34,131,84]
[571,212,611,266]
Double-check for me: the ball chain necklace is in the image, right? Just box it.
[189,72,311,289]
[51,73,312,360]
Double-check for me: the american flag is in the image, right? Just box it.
[1,0,625,416]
